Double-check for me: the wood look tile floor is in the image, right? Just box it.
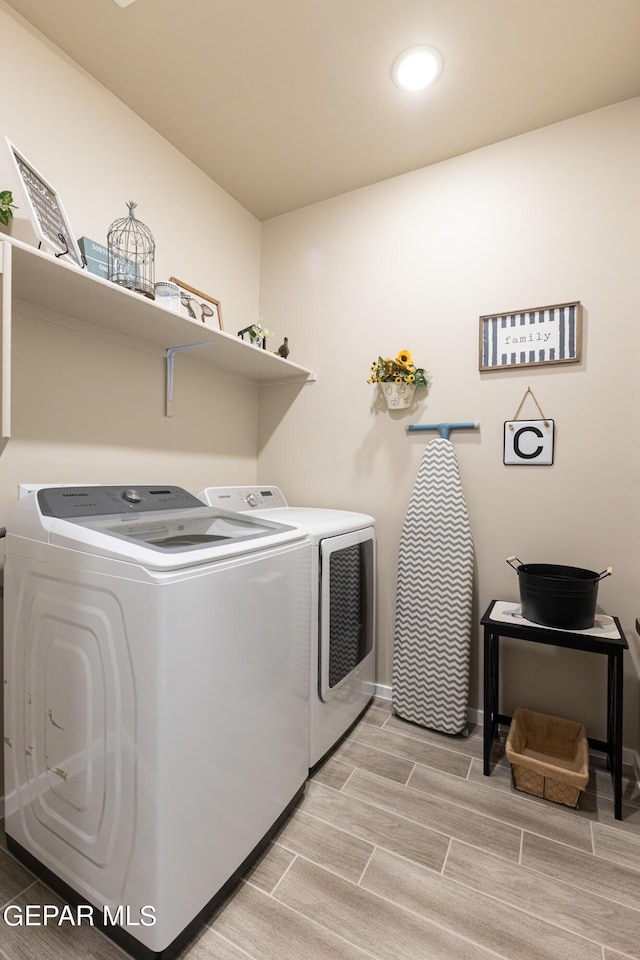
[1,699,639,960]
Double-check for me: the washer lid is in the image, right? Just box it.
[71,507,299,552]
[8,485,306,569]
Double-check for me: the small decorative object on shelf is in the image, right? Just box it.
[237,321,272,349]
[277,337,290,359]
[107,201,155,299]
[154,280,182,313]
[168,277,223,329]
[0,190,17,226]
[367,348,429,410]
[78,237,110,278]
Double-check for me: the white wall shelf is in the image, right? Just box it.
[0,237,315,439]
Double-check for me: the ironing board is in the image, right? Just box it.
[393,435,474,735]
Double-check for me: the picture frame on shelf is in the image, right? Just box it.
[169,277,223,330]
[5,137,84,268]
[479,301,582,372]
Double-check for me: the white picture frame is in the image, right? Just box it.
[5,137,83,268]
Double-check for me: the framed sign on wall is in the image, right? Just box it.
[479,301,582,372]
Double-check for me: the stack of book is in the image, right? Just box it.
[79,237,138,284]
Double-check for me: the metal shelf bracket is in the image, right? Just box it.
[166,341,215,416]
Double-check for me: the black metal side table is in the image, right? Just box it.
[481,599,628,820]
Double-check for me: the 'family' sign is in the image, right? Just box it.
[480,302,581,371]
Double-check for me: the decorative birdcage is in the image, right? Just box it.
[107,201,155,299]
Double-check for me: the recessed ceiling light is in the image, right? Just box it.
[392,45,443,92]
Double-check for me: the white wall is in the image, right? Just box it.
[1,2,639,761]
[258,99,640,750]
[0,2,265,804]
[0,0,264,513]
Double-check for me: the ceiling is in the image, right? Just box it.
[5,0,640,220]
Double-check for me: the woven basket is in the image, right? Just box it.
[505,708,589,808]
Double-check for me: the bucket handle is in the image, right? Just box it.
[506,557,613,580]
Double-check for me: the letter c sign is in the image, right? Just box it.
[503,419,554,465]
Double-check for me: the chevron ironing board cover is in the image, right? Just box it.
[393,437,474,735]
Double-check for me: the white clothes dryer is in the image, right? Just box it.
[198,486,376,769]
[3,485,311,960]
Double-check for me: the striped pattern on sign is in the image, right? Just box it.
[480,303,579,370]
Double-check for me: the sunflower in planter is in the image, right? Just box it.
[367,349,428,409]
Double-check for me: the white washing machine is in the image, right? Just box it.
[198,486,376,769]
[3,485,311,960]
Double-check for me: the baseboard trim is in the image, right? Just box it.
[376,688,638,772]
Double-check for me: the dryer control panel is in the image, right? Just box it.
[202,486,288,512]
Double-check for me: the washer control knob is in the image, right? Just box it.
[122,488,143,504]
[246,493,259,507]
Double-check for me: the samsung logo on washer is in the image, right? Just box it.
[2,903,156,927]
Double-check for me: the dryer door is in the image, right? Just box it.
[319,527,375,701]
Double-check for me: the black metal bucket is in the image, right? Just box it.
[506,557,613,630]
